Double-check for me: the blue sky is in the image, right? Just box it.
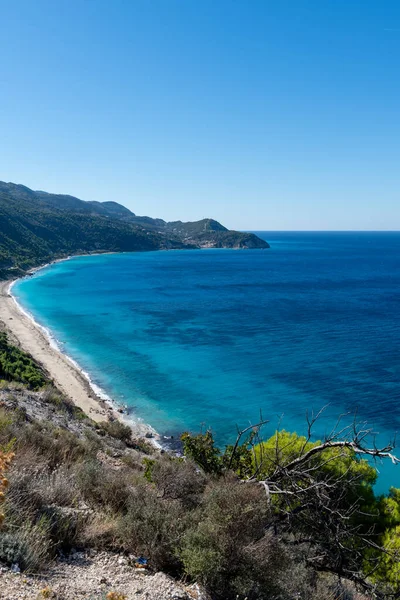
[0,0,399,230]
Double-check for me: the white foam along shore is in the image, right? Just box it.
[0,261,159,442]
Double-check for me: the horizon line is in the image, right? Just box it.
[243,229,400,233]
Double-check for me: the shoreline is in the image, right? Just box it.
[0,268,159,441]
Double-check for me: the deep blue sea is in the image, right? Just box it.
[13,232,400,492]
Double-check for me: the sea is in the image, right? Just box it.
[13,232,400,492]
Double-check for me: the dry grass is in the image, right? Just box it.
[0,394,377,599]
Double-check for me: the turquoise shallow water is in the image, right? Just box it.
[13,232,400,492]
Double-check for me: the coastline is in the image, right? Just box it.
[0,270,158,440]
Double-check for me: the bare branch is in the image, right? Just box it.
[226,418,269,471]
[269,439,399,483]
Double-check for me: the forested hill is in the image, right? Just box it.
[0,182,269,278]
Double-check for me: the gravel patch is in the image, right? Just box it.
[0,551,208,600]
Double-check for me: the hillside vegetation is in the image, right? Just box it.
[0,337,399,599]
[0,181,269,278]
[0,332,48,390]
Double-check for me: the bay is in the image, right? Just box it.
[13,232,400,491]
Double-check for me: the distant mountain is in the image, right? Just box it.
[0,181,269,278]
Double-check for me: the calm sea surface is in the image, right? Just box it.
[14,232,400,491]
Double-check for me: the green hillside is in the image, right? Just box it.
[0,182,269,278]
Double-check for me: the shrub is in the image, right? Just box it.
[42,386,64,408]
[4,465,84,559]
[6,468,51,524]
[41,504,84,554]
[83,429,104,455]
[116,481,187,572]
[80,513,118,549]
[16,421,91,468]
[98,420,132,443]
[120,452,143,471]
[36,467,79,507]
[0,407,15,440]
[129,437,154,455]
[0,531,25,565]
[148,455,207,508]
[8,465,78,513]
[0,380,25,391]
[37,588,56,599]
[74,460,131,511]
[181,430,222,474]
[0,516,52,572]
[179,476,281,599]
[0,332,48,389]
[42,385,86,421]
[369,488,400,591]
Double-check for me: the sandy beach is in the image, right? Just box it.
[0,279,155,437]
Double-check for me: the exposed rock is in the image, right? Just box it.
[0,551,209,600]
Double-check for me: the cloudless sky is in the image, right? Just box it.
[1,0,399,230]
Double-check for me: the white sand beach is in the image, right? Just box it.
[0,279,155,437]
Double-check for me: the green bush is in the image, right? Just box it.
[98,420,132,443]
[181,430,222,474]
[0,333,48,390]
[75,460,131,511]
[3,387,400,598]
[180,475,279,598]
[117,481,187,572]
[367,488,400,591]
